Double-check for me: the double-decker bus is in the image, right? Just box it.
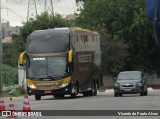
[19,27,103,100]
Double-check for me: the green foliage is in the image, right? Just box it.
[20,12,70,40]
[2,43,18,67]
[75,0,158,75]
[101,33,128,75]
[2,65,18,86]
[8,86,27,96]
[0,86,27,97]
[18,85,27,95]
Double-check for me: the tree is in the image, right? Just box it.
[20,12,70,42]
[76,0,85,3]
[75,0,158,75]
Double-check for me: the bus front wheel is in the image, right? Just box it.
[35,94,41,100]
[70,84,79,98]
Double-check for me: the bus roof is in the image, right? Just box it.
[30,27,99,37]
[70,27,99,35]
[30,28,69,37]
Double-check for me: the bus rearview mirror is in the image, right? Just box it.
[19,52,26,66]
[68,50,73,63]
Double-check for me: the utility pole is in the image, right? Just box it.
[44,0,54,16]
[0,0,2,93]
[50,0,54,16]
[44,0,47,13]
[27,0,38,21]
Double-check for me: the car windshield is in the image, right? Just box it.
[27,56,68,79]
[117,72,141,80]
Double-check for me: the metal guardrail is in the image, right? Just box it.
[2,85,20,92]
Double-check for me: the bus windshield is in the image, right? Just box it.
[27,56,68,79]
[27,35,69,54]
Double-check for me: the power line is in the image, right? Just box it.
[64,0,72,14]
[50,0,54,15]
[54,1,62,12]
[44,0,54,15]
[11,0,27,5]
[58,0,65,15]
[37,0,43,12]
[27,0,38,21]
[1,1,26,19]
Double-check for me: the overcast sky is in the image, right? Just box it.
[1,0,77,26]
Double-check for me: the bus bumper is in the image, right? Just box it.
[27,84,72,96]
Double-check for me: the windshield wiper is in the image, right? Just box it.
[30,74,46,79]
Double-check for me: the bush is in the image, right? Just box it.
[2,64,18,86]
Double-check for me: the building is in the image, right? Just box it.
[66,14,76,20]
[6,26,20,37]
[1,22,20,43]
[2,37,12,43]
[1,22,9,39]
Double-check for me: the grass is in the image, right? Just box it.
[2,64,18,87]
[0,86,27,97]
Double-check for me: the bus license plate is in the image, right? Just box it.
[45,91,52,94]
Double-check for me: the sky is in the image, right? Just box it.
[1,0,78,26]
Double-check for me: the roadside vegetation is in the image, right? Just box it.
[0,86,27,97]
[2,65,18,87]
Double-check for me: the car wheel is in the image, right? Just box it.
[114,92,118,97]
[35,94,41,100]
[70,93,76,98]
[144,89,148,96]
[88,89,94,96]
[83,92,89,97]
[93,82,98,96]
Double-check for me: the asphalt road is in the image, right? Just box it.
[1,89,160,119]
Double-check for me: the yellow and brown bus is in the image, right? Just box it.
[19,27,103,100]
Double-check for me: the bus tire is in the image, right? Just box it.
[83,92,88,97]
[35,94,41,100]
[88,90,93,96]
[71,93,76,98]
[93,83,98,96]
[70,84,78,98]
[89,81,97,96]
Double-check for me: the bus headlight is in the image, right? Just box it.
[60,82,69,88]
[27,84,37,89]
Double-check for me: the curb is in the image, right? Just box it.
[2,85,21,92]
